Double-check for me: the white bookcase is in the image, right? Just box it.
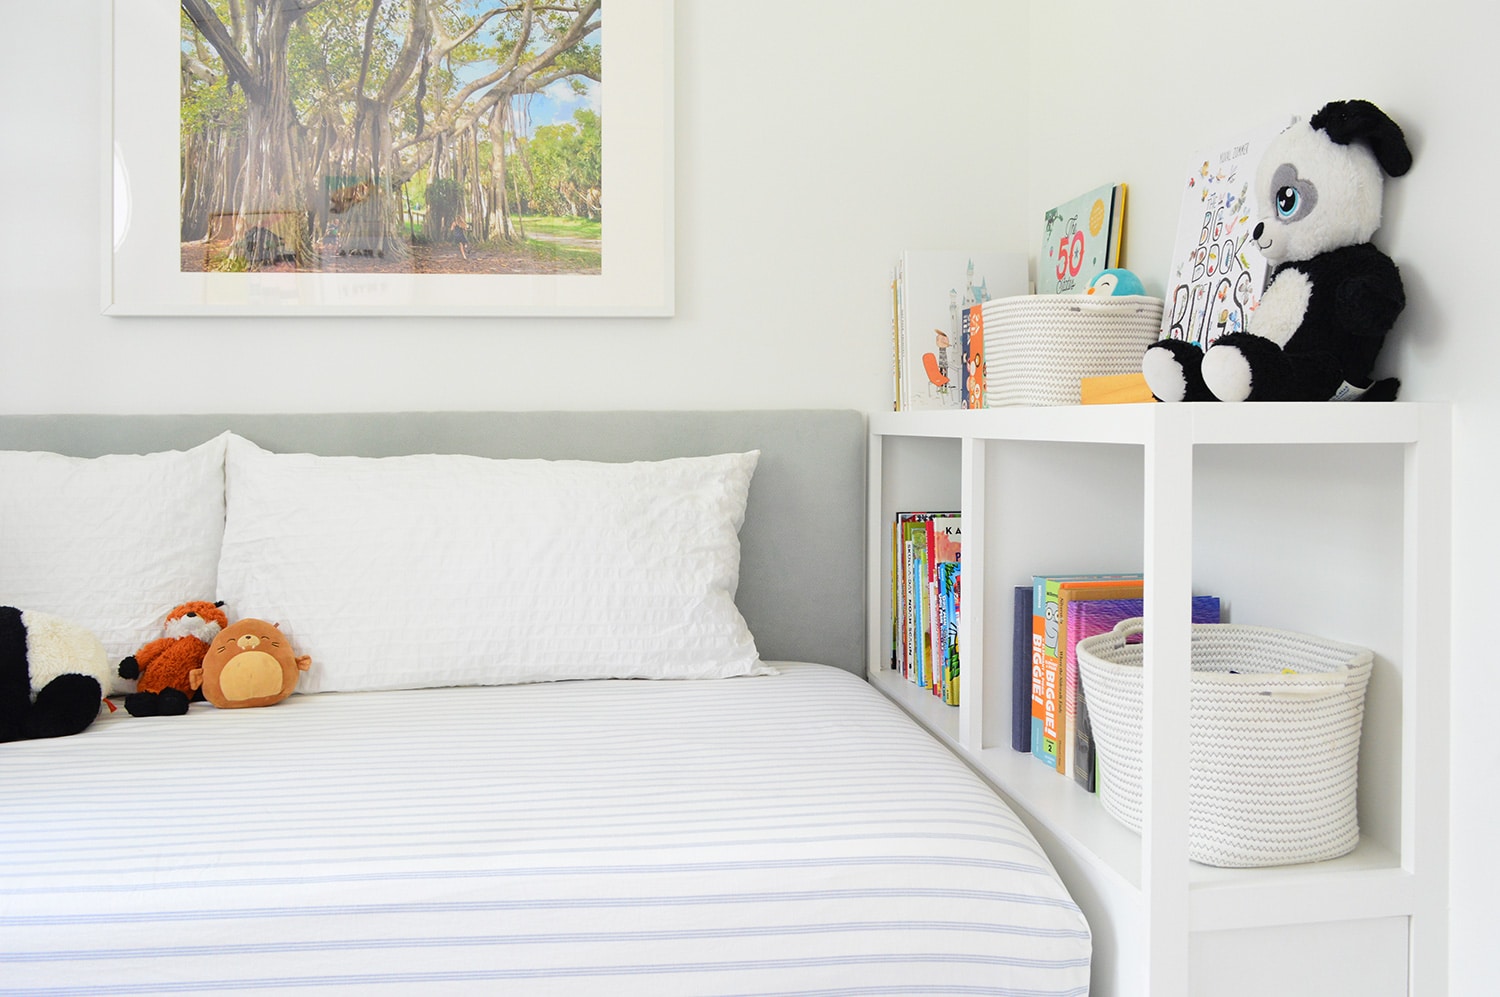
[866,402,1450,997]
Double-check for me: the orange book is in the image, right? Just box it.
[1080,372,1156,405]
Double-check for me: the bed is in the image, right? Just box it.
[0,410,1089,996]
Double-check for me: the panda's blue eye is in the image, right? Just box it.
[1267,163,1318,223]
[1276,186,1300,218]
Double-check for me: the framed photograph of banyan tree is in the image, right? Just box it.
[104,1,673,316]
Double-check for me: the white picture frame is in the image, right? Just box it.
[103,1,673,317]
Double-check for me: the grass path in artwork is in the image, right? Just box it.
[181,216,601,275]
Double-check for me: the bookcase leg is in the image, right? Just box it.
[1141,409,1194,997]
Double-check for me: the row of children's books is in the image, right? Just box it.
[1012,574,1221,792]
[890,511,962,705]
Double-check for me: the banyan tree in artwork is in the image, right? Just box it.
[179,0,602,274]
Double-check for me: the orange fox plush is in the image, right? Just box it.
[118,601,228,717]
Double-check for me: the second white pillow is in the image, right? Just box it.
[216,434,767,693]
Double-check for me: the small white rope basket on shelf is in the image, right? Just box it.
[982,293,1163,406]
[1076,618,1373,868]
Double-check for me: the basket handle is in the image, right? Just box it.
[1105,617,1357,699]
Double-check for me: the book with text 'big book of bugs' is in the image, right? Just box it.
[1158,117,1291,350]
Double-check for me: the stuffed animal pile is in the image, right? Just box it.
[1143,99,1412,402]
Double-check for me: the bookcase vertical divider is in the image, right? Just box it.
[1140,407,1194,997]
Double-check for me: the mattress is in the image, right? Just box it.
[0,663,1090,996]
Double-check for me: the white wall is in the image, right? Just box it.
[1,0,1492,988]
[1023,1,1498,990]
[0,1,1027,414]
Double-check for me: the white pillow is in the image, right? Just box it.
[216,434,769,693]
[0,433,228,685]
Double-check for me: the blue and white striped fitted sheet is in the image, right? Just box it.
[1,662,1089,996]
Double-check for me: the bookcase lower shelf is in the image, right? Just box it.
[866,403,1450,997]
[870,664,1408,929]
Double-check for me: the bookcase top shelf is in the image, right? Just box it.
[870,401,1444,447]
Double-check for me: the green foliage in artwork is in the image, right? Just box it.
[510,109,602,218]
[178,0,604,267]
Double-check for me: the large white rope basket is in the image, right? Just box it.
[983,293,1163,406]
[1076,618,1373,868]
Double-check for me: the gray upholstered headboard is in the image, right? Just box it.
[0,410,868,675]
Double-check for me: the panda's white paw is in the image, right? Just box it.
[1141,346,1187,403]
[1201,345,1253,402]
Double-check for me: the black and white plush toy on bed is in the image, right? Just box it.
[0,607,116,742]
[1144,99,1413,402]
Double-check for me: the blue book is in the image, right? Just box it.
[1012,586,1032,751]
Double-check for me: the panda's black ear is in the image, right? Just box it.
[1309,99,1412,177]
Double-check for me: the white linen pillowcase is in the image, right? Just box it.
[216,434,769,693]
[0,433,228,682]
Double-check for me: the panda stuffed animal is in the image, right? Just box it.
[0,607,117,742]
[1143,100,1412,402]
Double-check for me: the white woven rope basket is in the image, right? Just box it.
[983,293,1164,406]
[1076,619,1373,868]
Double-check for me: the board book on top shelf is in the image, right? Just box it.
[1066,594,1222,792]
[1080,372,1155,405]
[890,512,961,705]
[892,252,1027,411]
[1037,183,1126,295]
[1028,573,1141,768]
[1159,118,1290,350]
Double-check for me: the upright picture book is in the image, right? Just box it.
[1158,118,1290,350]
[892,251,1027,410]
[1037,183,1126,294]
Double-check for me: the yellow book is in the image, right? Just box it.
[1080,372,1155,405]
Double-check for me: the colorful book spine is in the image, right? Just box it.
[910,523,930,687]
[960,303,985,409]
[1031,573,1141,768]
[1041,579,1067,772]
[925,515,961,695]
[942,561,960,705]
[901,519,927,681]
[891,512,960,702]
[1066,595,1223,792]
[1054,579,1147,780]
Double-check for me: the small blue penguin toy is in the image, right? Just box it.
[1086,268,1146,297]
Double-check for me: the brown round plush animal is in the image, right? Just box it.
[192,619,310,709]
[119,601,228,717]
